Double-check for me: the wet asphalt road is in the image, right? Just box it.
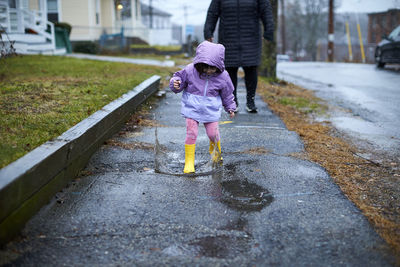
[0,77,396,266]
[277,62,400,159]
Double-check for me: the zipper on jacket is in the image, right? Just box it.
[237,0,242,65]
[203,78,209,97]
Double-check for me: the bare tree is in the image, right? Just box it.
[0,26,16,59]
[303,0,328,61]
[285,0,304,59]
[282,0,336,61]
[280,0,286,54]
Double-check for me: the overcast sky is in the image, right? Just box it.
[151,0,400,26]
[336,0,400,13]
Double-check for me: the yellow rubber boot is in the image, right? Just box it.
[183,144,195,173]
[209,140,222,163]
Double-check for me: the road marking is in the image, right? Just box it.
[219,121,233,124]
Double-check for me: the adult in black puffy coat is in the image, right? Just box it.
[204,0,274,113]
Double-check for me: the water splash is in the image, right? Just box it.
[154,126,222,177]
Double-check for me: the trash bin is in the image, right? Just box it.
[55,27,72,53]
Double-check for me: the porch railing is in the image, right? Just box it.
[0,0,10,32]
[7,7,55,49]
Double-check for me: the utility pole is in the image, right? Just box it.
[355,12,366,63]
[345,21,353,61]
[149,0,153,29]
[280,0,286,54]
[327,0,334,62]
[182,5,187,45]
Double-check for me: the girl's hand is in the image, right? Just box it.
[173,80,181,90]
[229,111,235,118]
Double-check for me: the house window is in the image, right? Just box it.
[96,0,100,24]
[391,13,397,30]
[8,0,16,8]
[47,0,58,23]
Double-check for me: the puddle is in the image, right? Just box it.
[219,217,248,231]
[162,244,196,257]
[220,179,273,212]
[188,235,251,259]
[162,235,251,259]
[211,162,274,212]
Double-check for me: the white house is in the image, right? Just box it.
[139,2,175,45]
[0,0,62,54]
[0,0,175,55]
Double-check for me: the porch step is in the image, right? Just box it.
[2,40,66,55]
[26,47,66,55]
[7,33,47,43]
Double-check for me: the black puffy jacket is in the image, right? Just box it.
[204,0,274,67]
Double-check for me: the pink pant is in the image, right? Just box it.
[185,118,220,145]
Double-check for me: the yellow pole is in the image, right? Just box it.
[357,23,366,63]
[345,22,353,62]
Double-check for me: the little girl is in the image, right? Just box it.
[169,41,236,173]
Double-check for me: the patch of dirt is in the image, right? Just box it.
[104,139,154,150]
[239,147,270,155]
[116,101,166,137]
[258,80,400,263]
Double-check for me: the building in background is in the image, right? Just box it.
[139,2,177,45]
[368,9,400,44]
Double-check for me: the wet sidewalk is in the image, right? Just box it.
[0,78,396,266]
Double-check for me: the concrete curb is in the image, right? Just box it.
[0,75,161,245]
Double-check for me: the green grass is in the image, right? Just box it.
[130,44,182,51]
[0,55,173,168]
[278,96,321,113]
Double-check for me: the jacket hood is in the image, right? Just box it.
[193,41,225,72]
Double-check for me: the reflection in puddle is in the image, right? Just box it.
[215,162,274,212]
[219,217,248,232]
[162,235,251,259]
[189,235,251,259]
[220,179,274,212]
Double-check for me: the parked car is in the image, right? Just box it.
[277,54,291,62]
[375,25,400,68]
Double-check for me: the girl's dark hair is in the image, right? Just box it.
[194,63,221,74]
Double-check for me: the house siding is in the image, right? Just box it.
[101,0,115,32]
[61,0,90,40]
[29,0,39,10]
[368,9,400,44]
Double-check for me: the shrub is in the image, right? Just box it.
[54,22,72,35]
[73,41,98,54]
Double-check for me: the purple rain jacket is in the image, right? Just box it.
[169,41,236,123]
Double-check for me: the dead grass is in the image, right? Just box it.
[241,147,271,155]
[258,79,400,263]
[104,139,155,150]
